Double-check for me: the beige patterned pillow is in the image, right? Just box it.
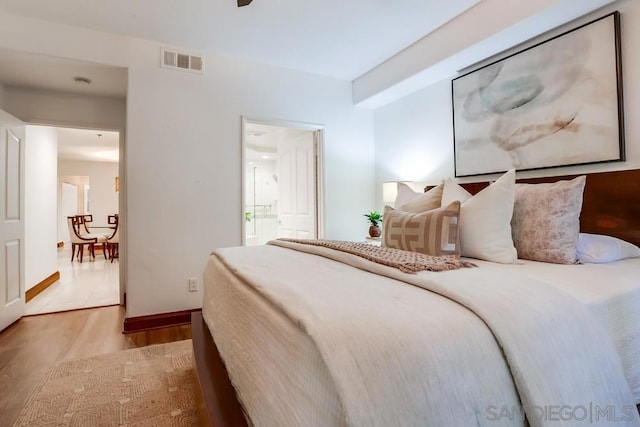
[511,176,586,264]
[383,201,461,257]
[396,182,443,212]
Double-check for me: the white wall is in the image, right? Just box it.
[125,43,374,317]
[375,1,640,208]
[58,160,119,236]
[0,12,375,317]
[24,126,58,290]
[58,176,89,243]
[3,86,126,130]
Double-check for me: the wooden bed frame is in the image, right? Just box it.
[191,168,640,426]
[191,311,248,427]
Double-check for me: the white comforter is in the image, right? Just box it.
[210,242,639,426]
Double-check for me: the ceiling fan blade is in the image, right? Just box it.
[237,0,253,6]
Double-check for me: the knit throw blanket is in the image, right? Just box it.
[275,239,476,273]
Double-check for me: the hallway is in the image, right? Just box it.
[25,245,119,315]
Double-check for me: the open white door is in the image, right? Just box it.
[277,131,317,239]
[0,110,25,331]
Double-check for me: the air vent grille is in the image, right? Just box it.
[161,48,204,74]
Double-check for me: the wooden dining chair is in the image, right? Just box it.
[67,216,97,263]
[80,214,93,234]
[107,214,118,226]
[78,214,110,259]
[106,215,119,262]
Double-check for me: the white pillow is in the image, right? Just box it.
[441,169,517,263]
[577,233,640,264]
[395,182,443,213]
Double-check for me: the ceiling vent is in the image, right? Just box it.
[161,48,204,74]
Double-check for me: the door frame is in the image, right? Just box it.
[240,116,325,245]
[25,120,126,306]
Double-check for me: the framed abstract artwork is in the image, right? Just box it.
[452,12,624,177]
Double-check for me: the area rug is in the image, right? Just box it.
[13,340,199,426]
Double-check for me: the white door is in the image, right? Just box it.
[277,131,317,239]
[0,110,25,332]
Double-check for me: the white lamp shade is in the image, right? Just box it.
[383,182,397,205]
[383,181,413,206]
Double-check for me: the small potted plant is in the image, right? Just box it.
[364,211,383,238]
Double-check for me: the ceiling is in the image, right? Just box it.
[0,49,127,98]
[0,1,616,162]
[0,0,481,81]
[56,127,119,163]
[0,2,614,162]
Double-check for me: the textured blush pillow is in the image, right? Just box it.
[441,169,517,263]
[395,182,443,212]
[511,176,586,264]
[577,233,640,264]
[383,201,460,257]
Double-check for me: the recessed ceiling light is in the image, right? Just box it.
[262,155,269,159]
[73,76,92,85]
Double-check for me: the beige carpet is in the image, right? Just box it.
[14,340,199,426]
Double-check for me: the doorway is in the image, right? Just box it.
[242,119,323,246]
[24,126,120,315]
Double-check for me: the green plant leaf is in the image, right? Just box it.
[364,210,383,226]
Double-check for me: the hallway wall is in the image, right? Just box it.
[58,159,119,240]
[24,126,57,290]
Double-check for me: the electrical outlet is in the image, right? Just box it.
[188,277,198,292]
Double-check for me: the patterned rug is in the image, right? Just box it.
[13,340,198,426]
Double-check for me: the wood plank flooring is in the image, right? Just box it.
[0,305,191,427]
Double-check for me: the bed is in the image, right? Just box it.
[192,169,640,427]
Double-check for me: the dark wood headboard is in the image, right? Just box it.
[427,169,640,247]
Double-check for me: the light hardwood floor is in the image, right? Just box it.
[0,305,192,427]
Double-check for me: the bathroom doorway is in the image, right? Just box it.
[242,119,323,245]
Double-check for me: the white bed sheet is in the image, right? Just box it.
[470,257,640,402]
[202,255,347,427]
